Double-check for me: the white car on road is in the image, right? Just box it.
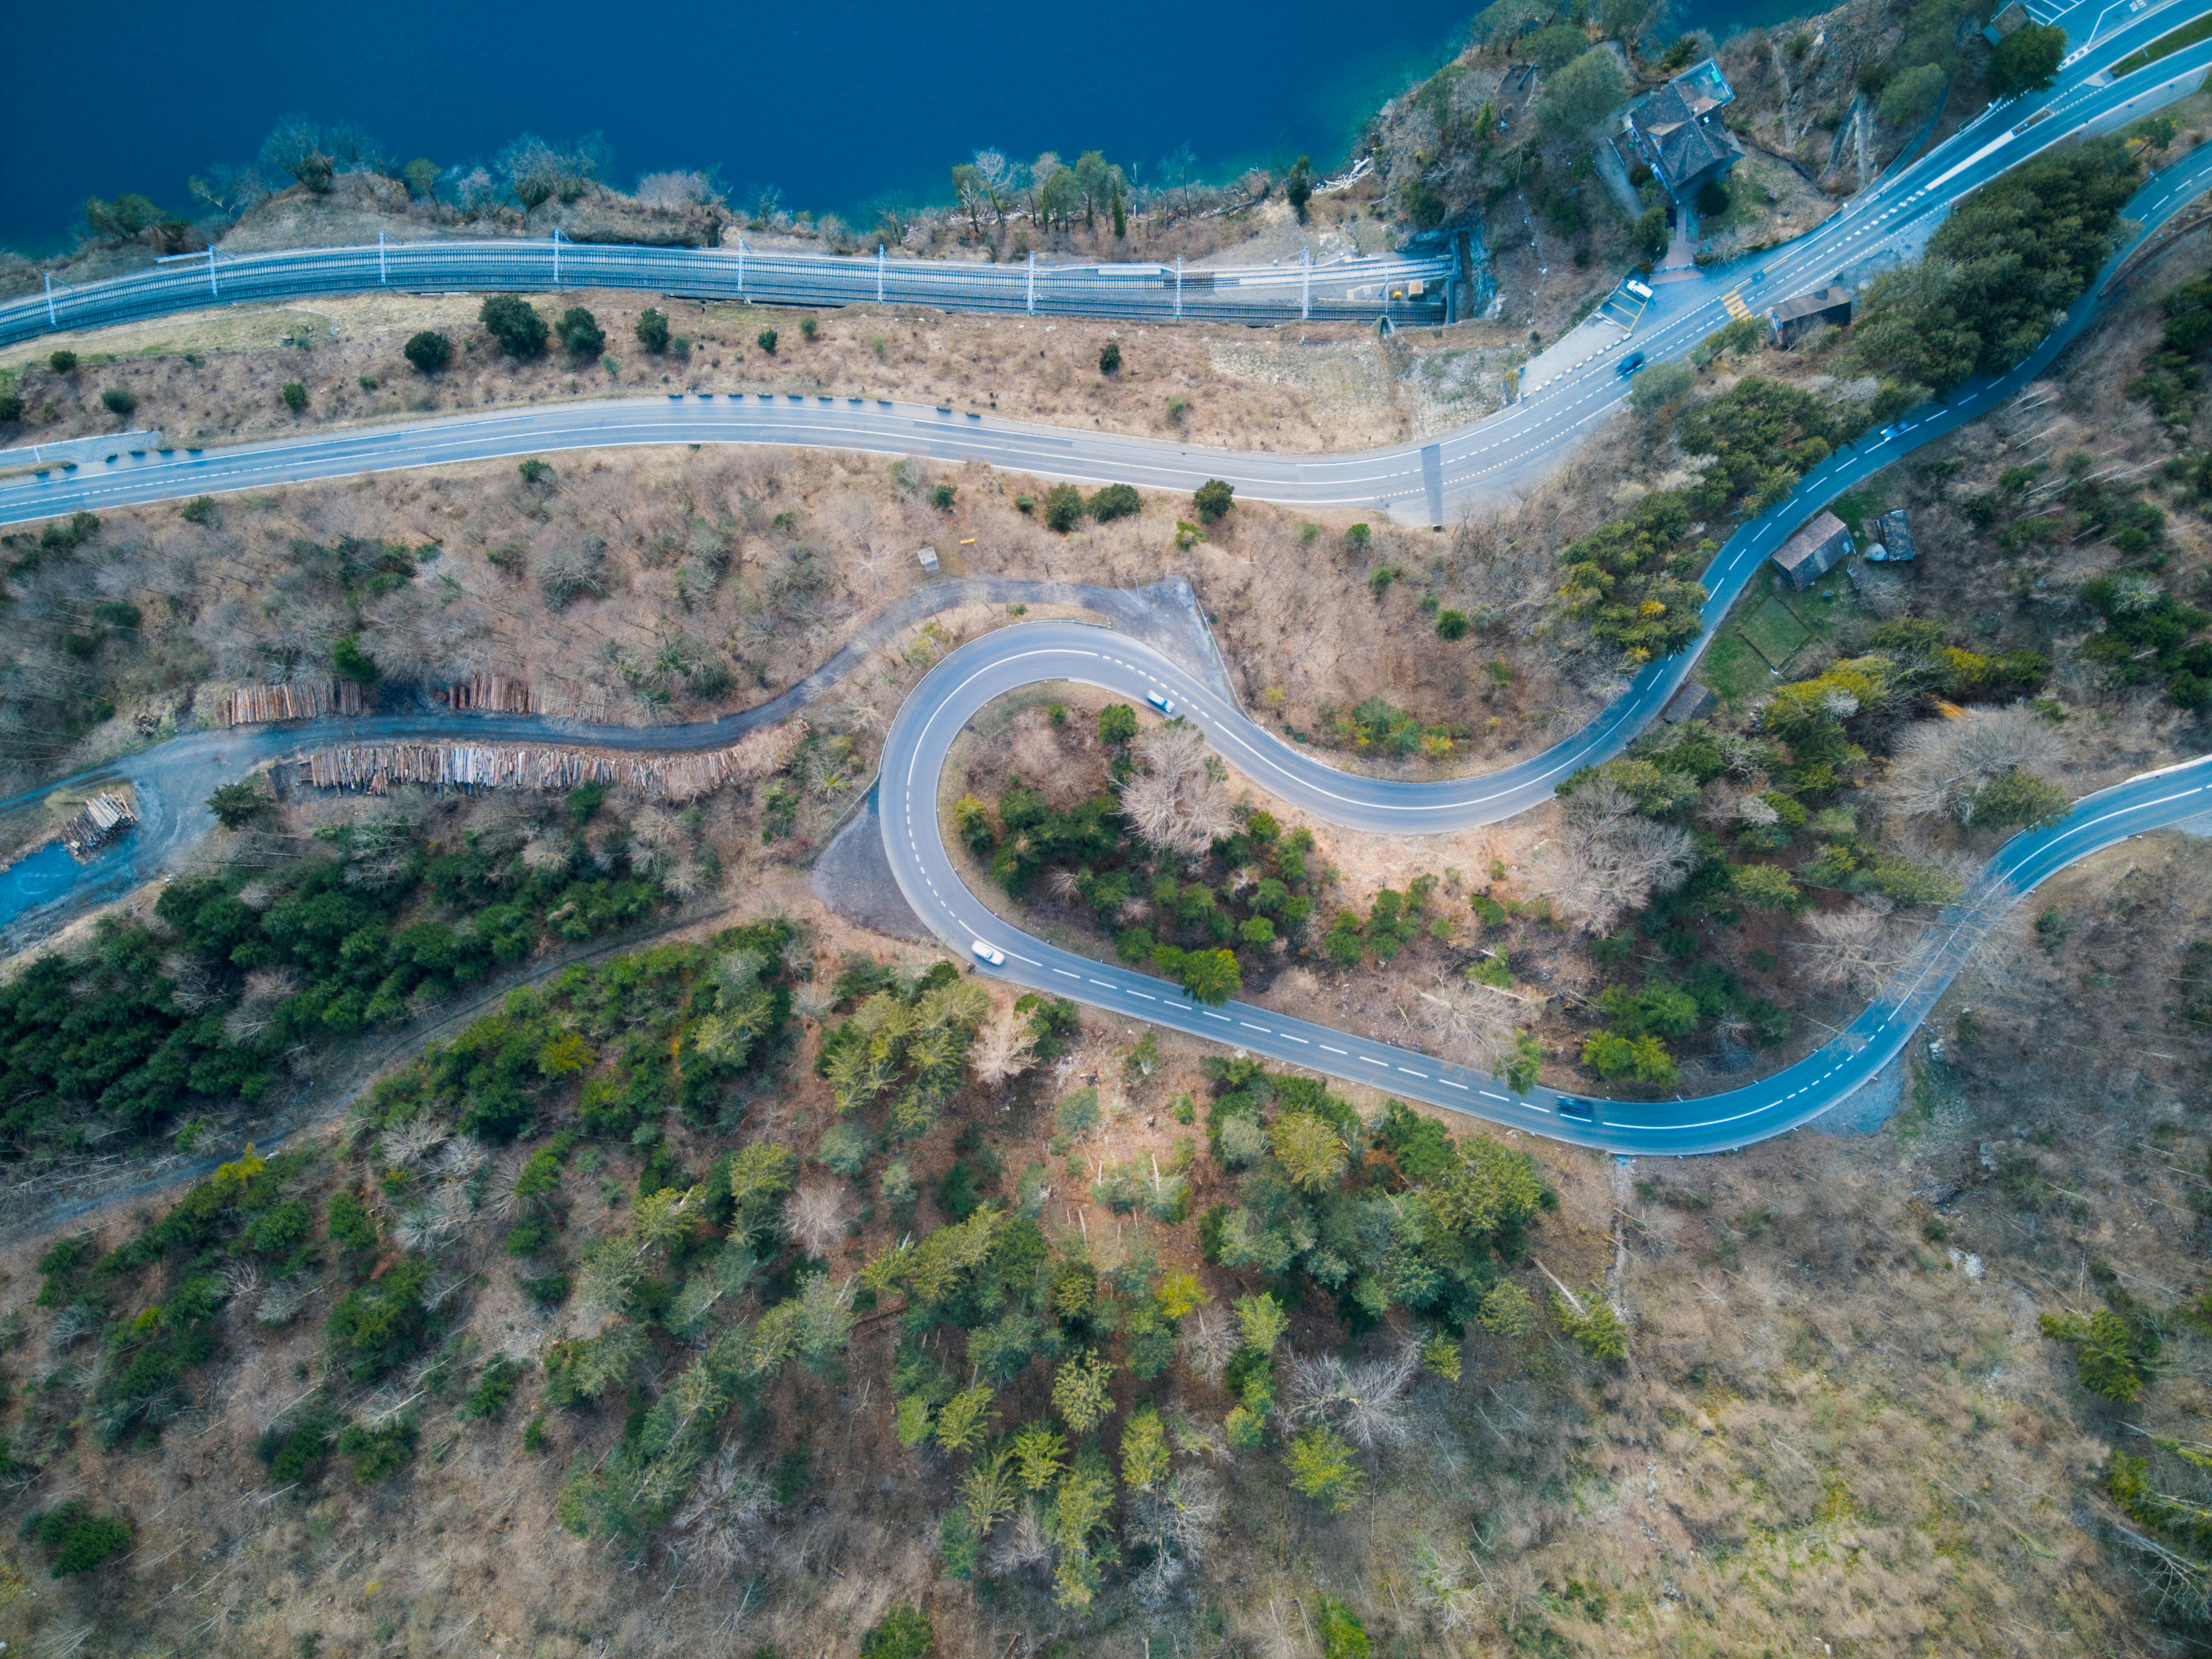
[971,938,1006,967]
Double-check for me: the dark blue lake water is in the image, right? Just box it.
[2,1,1782,256]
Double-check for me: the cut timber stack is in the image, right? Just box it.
[447,674,540,714]
[210,681,367,726]
[299,721,804,802]
[60,792,135,860]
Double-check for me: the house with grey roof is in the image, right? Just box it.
[1765,286,1854,348]
[1771,510,1854,591]
[1625,59,1744,200]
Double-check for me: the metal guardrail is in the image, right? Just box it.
[0,236,1457,347]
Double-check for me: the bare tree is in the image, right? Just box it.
[971,998,1040,1087]
[380,1118,452,1168]
[1117,723,1237,859]
[989,1504,1053,1577]
[1417,972,1538,1074]
[634,170,724,210]
[534,539,608,611]
[1793,900,1912,996]
[1540,780,1697,934]
[785,1182,854,1257]
[1127,1467,1224,1604]
[1178,1306,1239,1383]
[1283,1347,1420,1449]
[1884,704,2064,822]
[1415,1538,1490,1634]
[667,1452,775,1580]
[971,150,1021,232]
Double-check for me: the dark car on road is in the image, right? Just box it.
[1616,352,1645,377]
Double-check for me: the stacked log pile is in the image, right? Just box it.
[60,792,136,860]
[447,674,541,714]
[209,681,368,727]
[299,721,803,802]
[535,677,613,722]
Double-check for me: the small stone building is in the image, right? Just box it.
[1765,286,1854,348]
[1771,510,1855,591]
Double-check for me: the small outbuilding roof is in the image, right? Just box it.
[1771,510,1854,591]
[1662,680,1718,723]
[1874,508,1916,562]
[1766,287,1854,347]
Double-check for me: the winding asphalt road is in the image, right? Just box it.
[877,627,2212,1154]
[3,22,2212,1151]
[4,7,2208,537]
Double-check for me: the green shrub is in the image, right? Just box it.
[279,382,308,414]
[461,1356,523,1420]
[100,386,136,416]
[1099,340,1121,373]
[757,327,778,353]
[1315,1594,1372,1659]
[331,634,380,687]
[206,780,269,829]
[634,309,670,353]
[1966,768,2069,831]
[256,1406,340,1484]
[859,1604,933,1659]
[1043,483,1086,531]
[29,1501,131,1576]
[1581,1030,1677,1086]
[327,1256,436,1383]
[337,1416,419,1483]
[480,295,547,358]
[404,331,452,373]
[1400,180,1446,228]
[1555,1292,1627,1361]
[554,307,604,357]
[1089,482,1141,521]
[1193,478,1235,522]
[2040,1306,2157,1402]
[48,349,78,374]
